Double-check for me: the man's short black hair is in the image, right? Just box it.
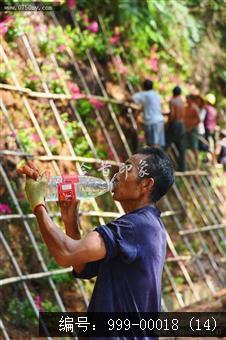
[173,86,181,96]
[136,147,174,202]
[187,94,196,101]
[143,79,153,91]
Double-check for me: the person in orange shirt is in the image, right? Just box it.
[184,95,200,169]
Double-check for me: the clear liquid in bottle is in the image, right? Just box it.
[45,175,112,202]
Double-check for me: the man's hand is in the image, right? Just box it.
[25,176,47,212]
[59,200,80,225]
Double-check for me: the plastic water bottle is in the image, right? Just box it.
[44,174,112,202]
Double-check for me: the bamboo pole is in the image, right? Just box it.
[172,144,225,254]
[190,175,225,247]
[0,254,193,287]
[70,14,132,157]
[1,45,89,310]
[97,15,139,131]
[182,175,225,257]
[0,163,68,311]
[164,264,185,307]
[0,82,140,109]
[22,34,105,227]
[0,46,60,176]
[0,209,182,221]
[163,195,213,296]
[179,224,226,235]
[0,319,10,340]
[0,231,52,339]
[0,150,208,176]
[0,150,121,166]
[172,183,225,285]
[0,267,72,286]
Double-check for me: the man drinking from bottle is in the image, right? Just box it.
[21,147,174,326]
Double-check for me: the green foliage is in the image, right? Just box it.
[126,74,140,86]
[74,137,92,157]
[44,126,57,140]
[67,16,107,59]
[220,239,226,252]
[61,112,80,139]
[17,129,37,153]
[4,16,27,42]
[76,99,92,118]
[47,260,73,284]
[43,126,59,153]
[41,299,61,312]
[96,148,108,159]
[50,80,65,94]
[6,295,60,327]
[191,238,200,252]
[38,26,70,56]
[7,297,37,327]
[0,269,5,279]
[0,65,11,83]
[19,199,32,214]
[24,61,41,91]
[174,276,185,285]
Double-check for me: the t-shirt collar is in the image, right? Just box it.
[130,204,161,217]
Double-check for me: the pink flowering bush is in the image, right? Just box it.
[110,34,120,45]
[32,134,40,143]
[68,82,85,99]
[89,98,105,110]
[67,0,76,10]
[113,57,128,75]
[87,21,99,33]
[0,21,8,35]
[109,28,121,45]
[25,74,41,91]
[0,203,12,214]
[58,44,66,53]
[34,295,45,312]
[0,16,14,36]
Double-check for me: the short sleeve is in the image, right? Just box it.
[133,92,144,105]
[72,260,101,279]
[95,218,137,264]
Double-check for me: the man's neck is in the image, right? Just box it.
[121,199,154,214]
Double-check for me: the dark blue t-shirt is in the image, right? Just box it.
[72,205,166,315]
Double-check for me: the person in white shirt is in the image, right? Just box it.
[133,80,165,147]
[194,95,209,152]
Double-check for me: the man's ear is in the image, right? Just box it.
[141,177,154,192]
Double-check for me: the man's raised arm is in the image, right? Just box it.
[25,177,106,272]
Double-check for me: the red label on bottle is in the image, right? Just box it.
[57,175,79,201]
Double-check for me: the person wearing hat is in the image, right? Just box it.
[204,93,217,154]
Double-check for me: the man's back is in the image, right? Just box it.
[133,90,163,125]
[184,103,200,131]
[169,96,184,122]
[73,205,167,313]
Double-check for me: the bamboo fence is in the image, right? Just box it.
[0,8,225,339]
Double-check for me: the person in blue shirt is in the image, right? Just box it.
[24,147,174,330]
[133,80,165,148]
